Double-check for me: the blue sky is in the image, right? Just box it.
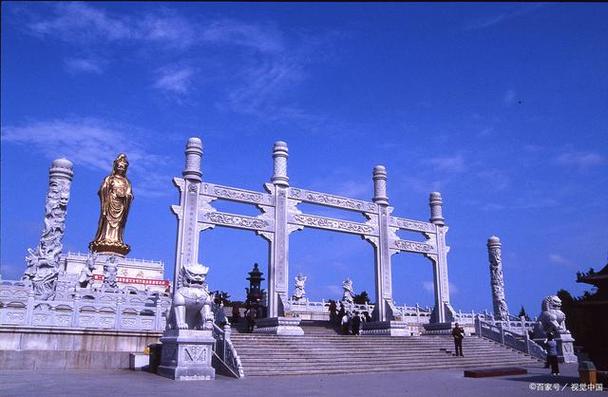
[2,2,607,315]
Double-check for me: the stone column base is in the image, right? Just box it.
[253,317,304,336]
[361,321,410,336]
[558,333,578,364]
[422,322,454,335]
[157,329,216,381]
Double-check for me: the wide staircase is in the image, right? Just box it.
[229,321,543,376]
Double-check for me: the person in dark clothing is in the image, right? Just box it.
[337,303,345,324]
[329,300,338,324]
[245,306,257,333]
[341,312,350,335]
[363,311,372,322]
[546,332,560,376]
[452,322,465,356]
[232,304,240,323]
[351,311,361,335]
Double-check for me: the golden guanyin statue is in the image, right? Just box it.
[89,154,133,256]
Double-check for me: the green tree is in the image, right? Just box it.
[353,290,371,305]
[212,290,231,305]
[517,305,530,321]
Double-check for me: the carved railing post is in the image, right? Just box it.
[371,165,394,322]
[171,137,203,293]
[428,192,453,324]
[268,141,289,318]
[488,235,509,321]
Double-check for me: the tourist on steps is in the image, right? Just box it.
[352,311,361,335]
[232,304,240,323]
[451,322,465,356]
[245,306,257,333]
[341,312,350,335]
[545,332,560,376]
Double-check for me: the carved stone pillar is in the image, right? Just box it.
[172,137,203,292]
[428,192,454,324]
[268,141,289,318]
[371,165,394,322]
[22,158,74,300]
[487,235,509,321]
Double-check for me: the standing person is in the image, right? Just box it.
[328,300,337,324]
[341,311,350,335]
[451,322,465,357]
[546,332,560,376]
[246,306,257,333]
[351,311,361,335]
[232,304,240,323]
[337,303,345,325]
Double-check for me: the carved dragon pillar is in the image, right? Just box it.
[22,158,74,300]
[487,235,509,321]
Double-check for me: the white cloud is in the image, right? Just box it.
[556,151,606,169]
[504,89,516,106]
[1,118,172,197]
[64,58,104,74]
[202,19,284,53]
[154,66,195,95]
[477,169,511,191]
[423,281,458,295]
[549,254,574,267]
[28,2,133,43]
[464,4,544,31]
[426,155,467,173]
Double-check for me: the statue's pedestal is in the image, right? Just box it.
[558,332,578,363]
[422,322,454,335]
[361,321,410,336]
[253,317,304,335]
[157,329,216,381]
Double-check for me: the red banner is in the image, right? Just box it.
[93,274,170,287]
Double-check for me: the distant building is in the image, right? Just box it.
[61,251,170,293]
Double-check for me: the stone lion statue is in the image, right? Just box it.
[166,263,215,331]
[533,295,568,338]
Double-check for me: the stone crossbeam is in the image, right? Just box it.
[289,187,378,214]
[199,210,274,232]
[289,213,378,236]
[389,216,436,234]
[390,239,437,254]
[201,182,273,206]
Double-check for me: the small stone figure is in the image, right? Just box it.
[166,263,215,330]
[342,278,355,304]
[102,256,119,290]
[292,273,307,302]
[78,252,98,288]
[90,153,133,256]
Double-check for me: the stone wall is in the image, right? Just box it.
[0,326,162,369]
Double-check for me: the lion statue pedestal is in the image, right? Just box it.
[157,263,216,381]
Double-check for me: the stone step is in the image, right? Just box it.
[229,330,541,377]
[242,361,543,376]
